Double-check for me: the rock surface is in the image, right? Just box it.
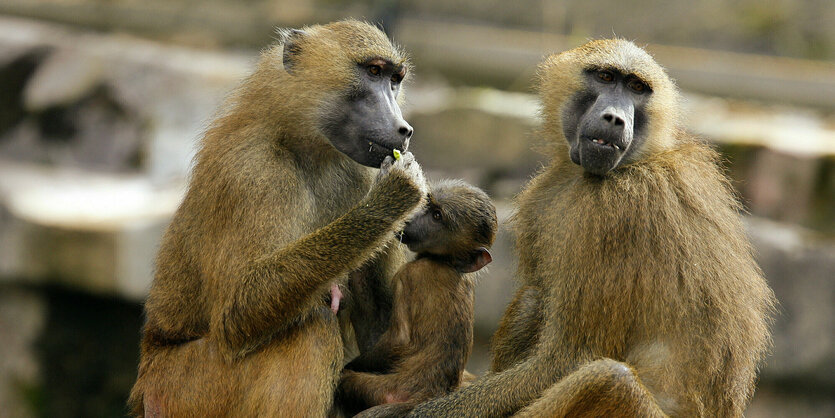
[0,16,831,417]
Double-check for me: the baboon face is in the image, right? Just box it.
[281,24,413,168]
[398,182,497,272]
[320,58,413,167]
[399,199,450,255]
[561,68,651,175]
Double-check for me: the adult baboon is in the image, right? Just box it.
[409,39,775,417]
[128,20,428,417]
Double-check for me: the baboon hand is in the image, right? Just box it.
[377,155,396,181]
[377,151,428,200]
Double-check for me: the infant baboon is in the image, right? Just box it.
[337,179,497,417]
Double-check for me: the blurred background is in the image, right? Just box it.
[0,0,832,416]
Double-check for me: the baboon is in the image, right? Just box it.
[409,39,775,417]
[337,179,498,417]
[128,20,430,417]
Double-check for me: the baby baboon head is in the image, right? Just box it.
[399,179,497,273]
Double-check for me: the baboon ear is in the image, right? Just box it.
[281,29,307,74]
[459,248,493,273]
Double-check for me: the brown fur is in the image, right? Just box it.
[128,20,427,417]
[338,180,497,417]
[409,39,775,417]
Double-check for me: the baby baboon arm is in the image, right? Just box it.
[215,163,425,358]
[491,285,544,372]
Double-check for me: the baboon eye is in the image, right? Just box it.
[597,70,614,82]
[390,74,402,91]
[432,210,442,221]
[628,79,648,93]
[391,68,406,84]
[368,65,382,76]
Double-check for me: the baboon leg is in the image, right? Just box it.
[338,370,399,412]
[514,359,667,418]
[136,308,342,417]
[242,307,344,417]
[135,339,235,417]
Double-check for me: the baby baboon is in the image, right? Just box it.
[128,20,429,417]
[410,39,776,417]
[337,179,497,417]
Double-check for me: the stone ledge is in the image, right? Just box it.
[0,161,182,300]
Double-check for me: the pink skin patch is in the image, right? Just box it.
[330,283,343,314]
[384,390,410,404]
[144,392,164,417]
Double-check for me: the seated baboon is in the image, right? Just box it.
[409,39,775,417]
[128,20,429,417]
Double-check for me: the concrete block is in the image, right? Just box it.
[0,162,180,300]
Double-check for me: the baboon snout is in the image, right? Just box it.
[397,120,414,141]
[597,105,632,136]
[602,108,626,127]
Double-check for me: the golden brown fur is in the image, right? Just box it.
[339,258,476,417]
[129,20,427,417]
[338,180,497,417]
[410,39,775,417]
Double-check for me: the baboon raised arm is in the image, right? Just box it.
[129,20,429,417]
[410,39,775,417]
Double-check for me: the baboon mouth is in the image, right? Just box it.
[395,231,412,244]
[365,139,393,154]
[362,139,395,166]
[584,136,621,151]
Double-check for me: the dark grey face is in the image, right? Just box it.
[561,68,651,175]
[397,202,447,255]
[320,58,413,167]
[396,184,496,273]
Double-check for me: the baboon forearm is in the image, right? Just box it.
[355,402,417,418]
[491,286,543,372]
[408,355,558,417]
[217,171,422,357]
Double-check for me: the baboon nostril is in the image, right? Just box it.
[603,113,625,127]
[399,125,413,139]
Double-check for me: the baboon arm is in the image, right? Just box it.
[407,353,559,417]
[348,275,410,372]
[354,401,417,418]
[491,285,543,372]
[215,169,423,358]
[346,336,404,373]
